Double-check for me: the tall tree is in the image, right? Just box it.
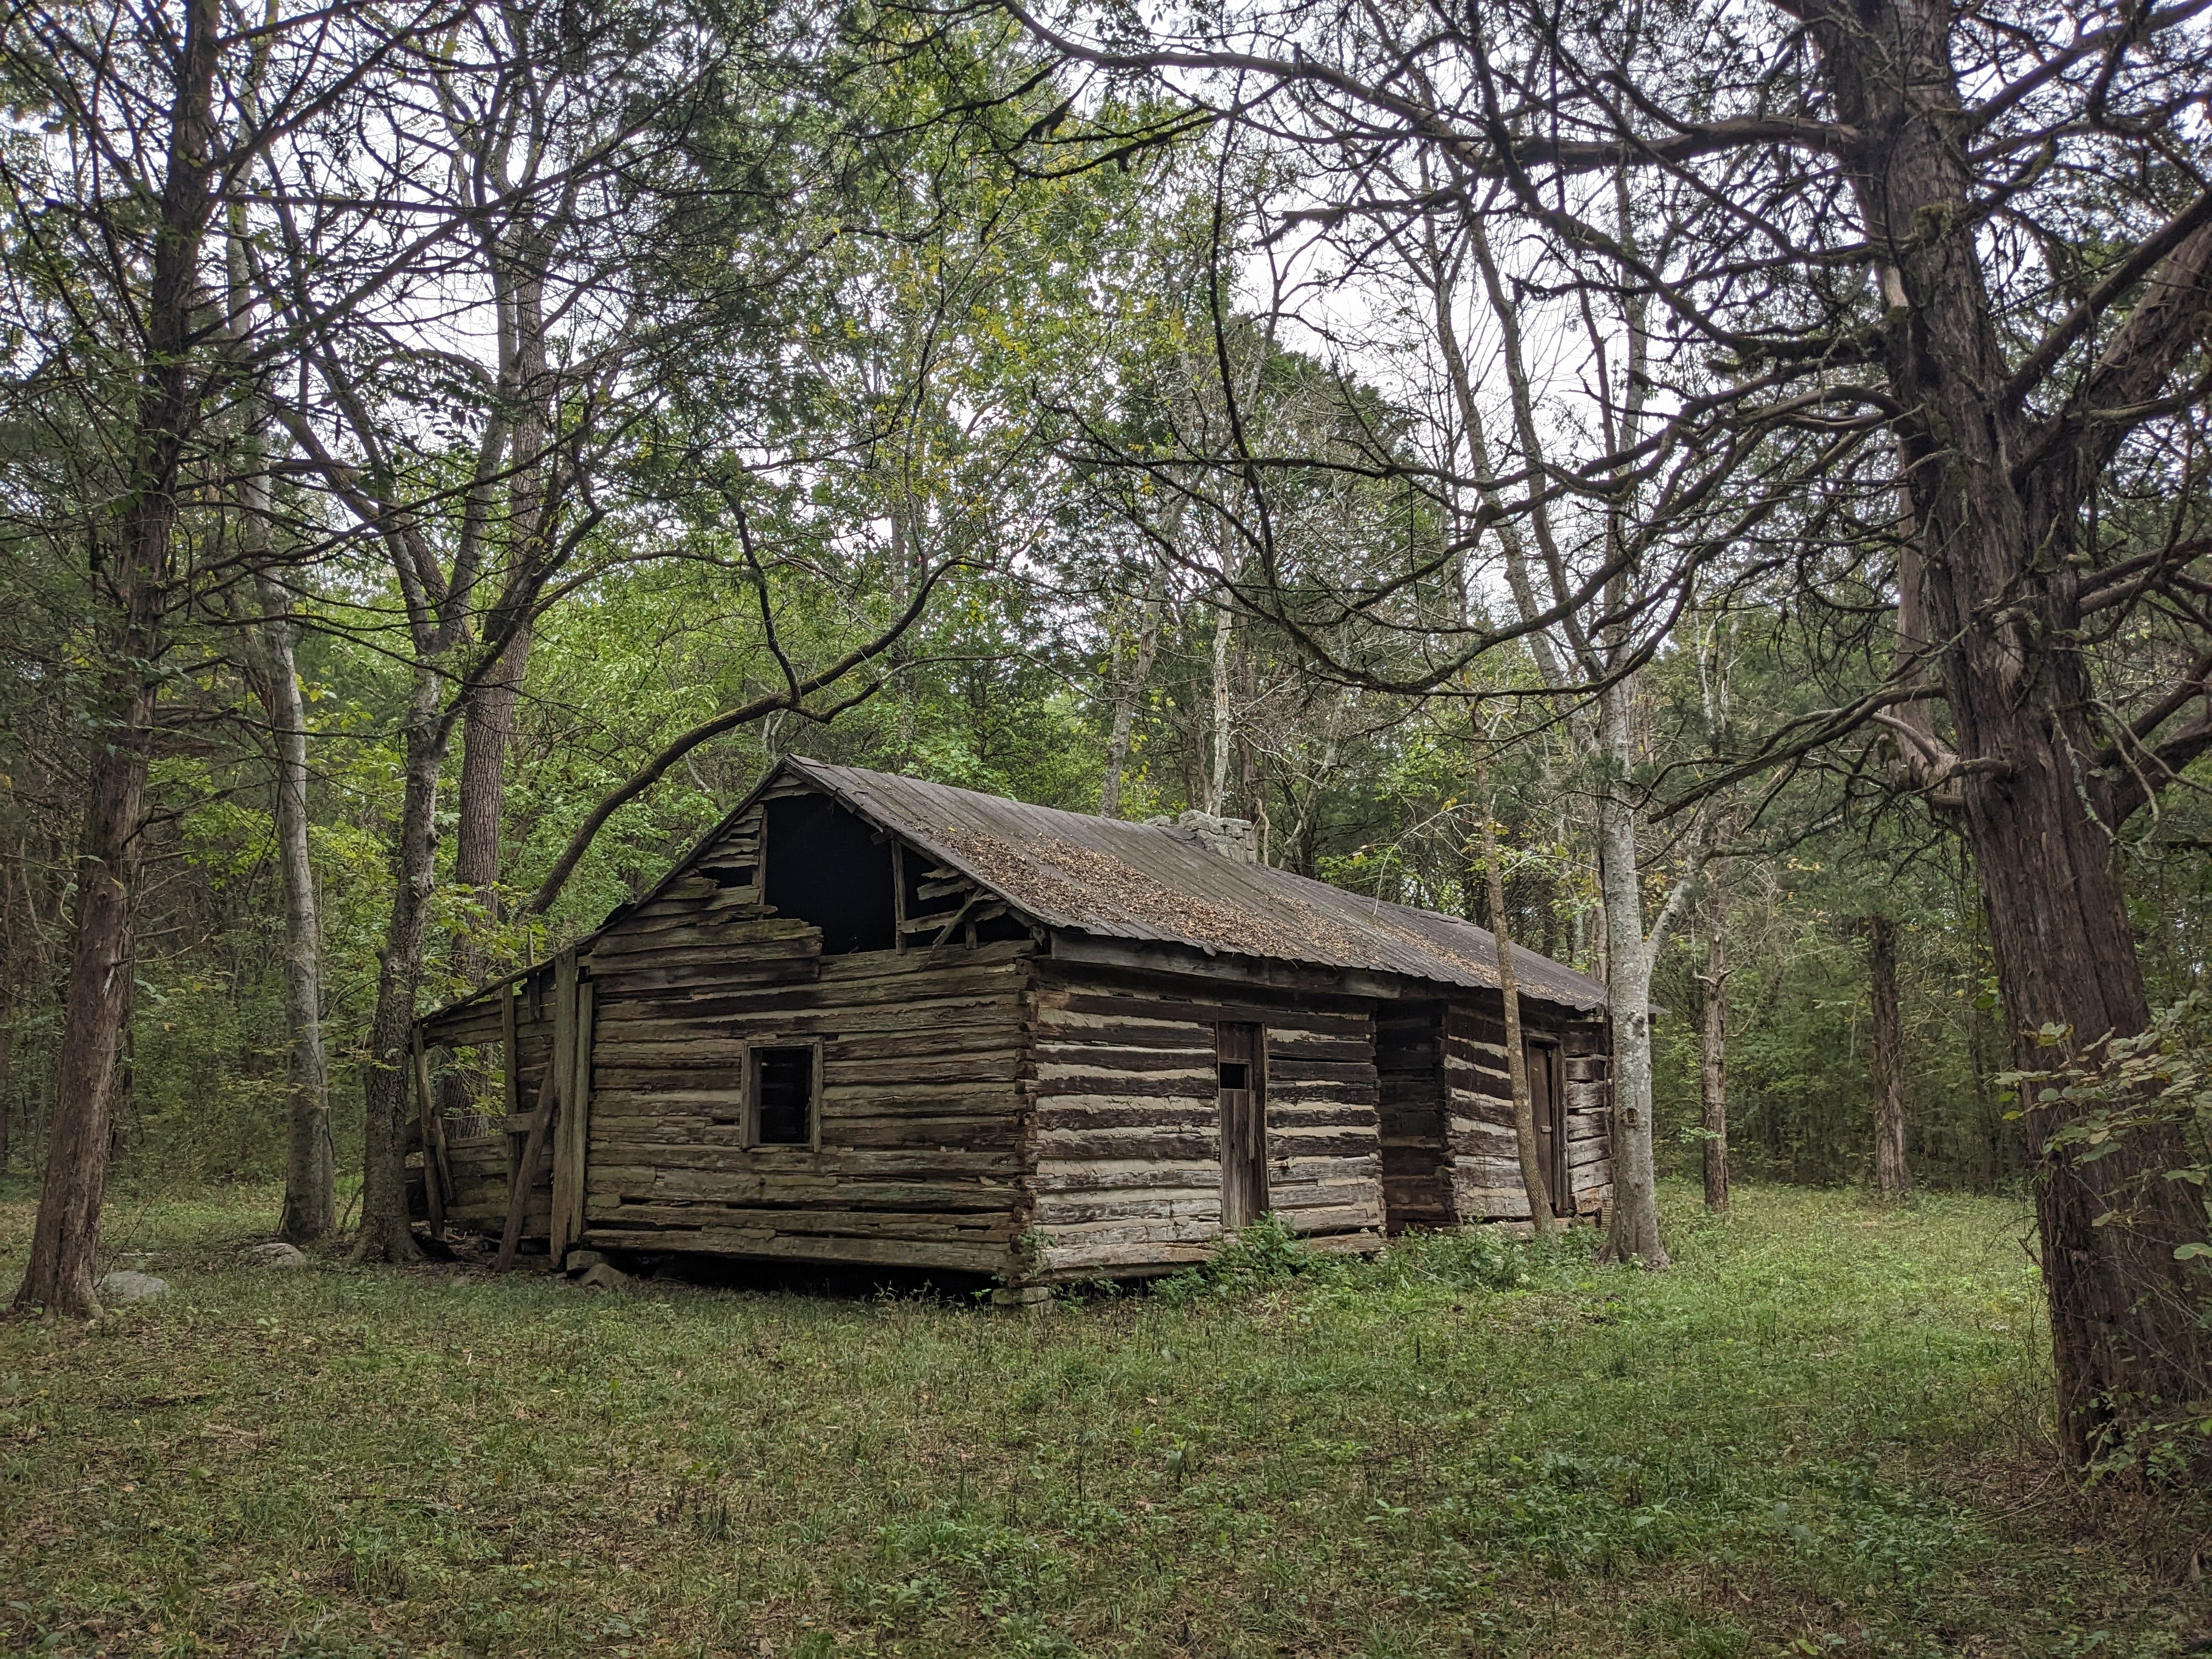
[1697,873,1732,1214]
[0,0,381,1311]
[1866,916,1913,1201]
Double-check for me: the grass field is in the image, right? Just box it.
[1,1181,2207,1657]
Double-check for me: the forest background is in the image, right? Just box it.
[3,0,2209,1459]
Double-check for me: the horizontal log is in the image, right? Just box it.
[590,961,823,997]
[590,920,820,961]
[822,1117,1022,1151]
[1267,1060,1380,1086]
[595,994,1023,1037]
[1266,1079,1380,1107]
[1032,1237,1215,1273]
[1031,1102,1216,1133]
[1031,980,1373,1036]
[586,1144,1022,1179]
[1039,947,1398,1013]
[1036,1126,1219,1162]
[1263,1036,1372,1063]
[1028,1157,1220,1193]
[817,940,1034,980]
[1034,1073,1205,1102]
[596,964,1028,1018]
[1261,1127,1382,1158]
[1268,1200,1386,1233]
[1028,1011,1217,1047]
[422,1010,506,1048]
[583,1226,1012,1273]
[1031,1045,1210,1076]
[586,1202,1017,1242]
[1030,1193,1223,1227]
[600,1167,1014,1209]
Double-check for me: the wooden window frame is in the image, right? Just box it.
[743,1038,823,1152]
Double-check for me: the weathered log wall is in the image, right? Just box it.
[1559,1026,1613,1218]
[583,895,1032,1273]
[1020,958,1386,1279]
[1375,1001,1451,1234]
[1440,996,1611,1222]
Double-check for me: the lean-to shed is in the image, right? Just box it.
[409,758,1615,1288]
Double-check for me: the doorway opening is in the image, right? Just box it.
[1526,1037,1573,1218]
[1216,1022,1268,1229]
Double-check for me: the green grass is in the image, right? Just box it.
[1,1181,2206,1657]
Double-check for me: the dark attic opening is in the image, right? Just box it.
[761,793,896,952]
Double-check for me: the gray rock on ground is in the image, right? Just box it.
[242,1242,310,1268]
[97,1270,169,1304]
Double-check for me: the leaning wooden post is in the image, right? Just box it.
[495,1066,558,1272]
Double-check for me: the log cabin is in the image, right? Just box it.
[409,757,1614,1293]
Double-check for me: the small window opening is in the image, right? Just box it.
[1217,1060,1251,1092]
[752,1046,815,1146]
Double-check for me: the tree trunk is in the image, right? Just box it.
[1472,726,1553,1235]
[1866,916,1912,1200]
[1700,879,1729,1214]
[12,0,221,1318]
[1206,591,1233,815]
[451,624,528,984]
[352,663,445,1265]
[218,41,329,1245]
[1807,2,2212,1458]
[451,223,550,988]
[1594,687,1668,1267]
[257,578,334,1245]
[1101,554,1167,819]
[1962,720,2206,1453]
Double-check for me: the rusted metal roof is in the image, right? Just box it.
[787,758,1607,1012]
